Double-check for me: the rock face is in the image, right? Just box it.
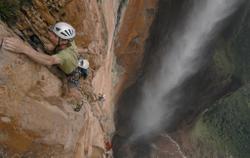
[3,0,249,157]
[0,0,158,157]
[0,22,105,157]
[113,0,157,99]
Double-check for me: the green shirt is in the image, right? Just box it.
[55,41,78,74]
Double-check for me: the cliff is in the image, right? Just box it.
[0,0,157,157]
[1,0,249,158]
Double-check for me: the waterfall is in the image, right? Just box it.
[131,0,242,140]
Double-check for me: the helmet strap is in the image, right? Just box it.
[52,37,61,53]
[57,37,62,47]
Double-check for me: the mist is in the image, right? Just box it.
[131,0,241,140]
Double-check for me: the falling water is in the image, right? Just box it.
[131,0,241,140]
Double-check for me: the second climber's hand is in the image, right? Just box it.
[2,37,29,54]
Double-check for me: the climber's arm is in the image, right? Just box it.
[2,37,61,66]
[23,46,61,66]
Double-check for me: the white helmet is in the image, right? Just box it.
[52,22,76,40]
[78,59,89,69]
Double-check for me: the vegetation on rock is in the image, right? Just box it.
[191,3,250,158]
[193,85,250,158]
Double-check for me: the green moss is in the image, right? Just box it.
[193,84,250,158]
[212,41,234,79]
[191,4,250,158]
[192,118,231,158]
[206,39,236,91]
[211,9,250,84]
[230,10,250,83]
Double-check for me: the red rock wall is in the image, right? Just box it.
[113,0,158,101]
[0,0,158,157]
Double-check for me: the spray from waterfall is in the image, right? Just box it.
[131,0,241,140]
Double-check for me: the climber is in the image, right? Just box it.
[2,22,89,112]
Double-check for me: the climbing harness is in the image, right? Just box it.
[66,68,82,88]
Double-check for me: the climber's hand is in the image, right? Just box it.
[2,37,29,54]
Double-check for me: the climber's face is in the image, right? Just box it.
[48,30,69,47]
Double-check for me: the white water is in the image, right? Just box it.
[132,0,241,139]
